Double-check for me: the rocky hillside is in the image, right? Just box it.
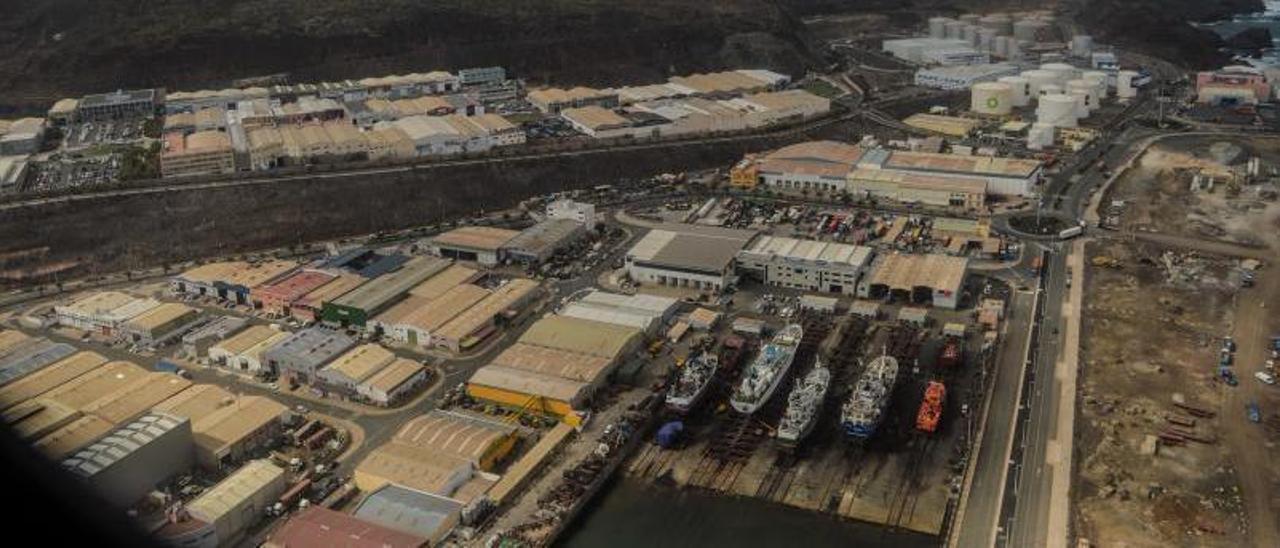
[0,0,815,111]
[1074,0,1265,68]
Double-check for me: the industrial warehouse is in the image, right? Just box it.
[466,312,645,424]
[427,220,590,266]
[731,139,1042,205]
[857,253,969,309]
[736,236,875,295]
[624,223,758,291]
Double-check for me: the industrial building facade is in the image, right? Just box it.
[857,253,969,309]
[732,140,1042,206]
[625,224,758,292]
[737,236,875,294]
[61,412,194,509]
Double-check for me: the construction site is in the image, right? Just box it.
[1100,136,1280,246]
[622,296,998,537]
[1074,134,1280,547]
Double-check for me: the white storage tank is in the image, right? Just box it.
[998,76,1032,106]
[960,14,982,25]
[979,30,997,52]
[994,36,1011,58]
[1014,20,1047,42]
[1038,94,1080,128]
[1039,84,1064,97]
[1022,69,1059,96]
[1071,35,1094,57]
[971,82,1015,115]
[1117,70,1139,99]
[1066,79,1098,111]
[1006,39,1022,60]
[1067,89,1091,117]
[962,24,980,45]
[945,21,967,40]
[929,17,952,39]
[1027,123,1056,150]
[1041,63,1079,85]
[1082,71,1109,99]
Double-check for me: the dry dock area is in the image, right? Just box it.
[625,304,994,536]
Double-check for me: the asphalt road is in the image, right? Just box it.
[967,92,1163,548]
[952,281,1038,548]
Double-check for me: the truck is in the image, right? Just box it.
[1058,225,1084,239]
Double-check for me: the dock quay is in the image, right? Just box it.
[624,309,991,537]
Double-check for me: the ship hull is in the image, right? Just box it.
[731,358,791,414]
[729,325,802,415]
[665,356,718,415]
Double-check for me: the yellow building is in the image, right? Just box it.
[729,155,760,189]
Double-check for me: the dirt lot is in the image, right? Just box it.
[1105,136,1280,247]
[1070,238,1249,545]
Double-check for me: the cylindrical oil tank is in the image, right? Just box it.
[1067,89,1091,117]
[972,82,1015,115]
[1066,79,1098,111]
[994,36,1011,58]
[1006,39,1022,60]
[960,14,982,25]
[1117,70,1139,99]
[929,17,951,39]
[1027,122,1056,150]
[1082,71,1109,98]
[1071,35,1094,57]
[1038,94,1079,128]
[962,24,979,45]
[945,21,967,40]
[1022,70,1058,97]
[1014,20,1047,42]
[978,29,997,52]
[998,76,1032,107]
[1039,84,1064,98]
[1041,62,1079,85]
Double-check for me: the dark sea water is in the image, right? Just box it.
[556,478,939,548]
[1196,1,1280,66]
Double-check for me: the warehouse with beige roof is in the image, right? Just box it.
[466,314,643,424]
[858,252,969,309]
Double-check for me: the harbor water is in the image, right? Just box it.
[1197,0,1280,66]
[556,477,938,548]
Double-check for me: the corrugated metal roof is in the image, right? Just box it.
[62,412,188,477]
[187,460,284,523]
[268,507,426,548]
[332,257,451,312]
[354,484,462,540]
[517,316,640,359]
[0,351,108,410]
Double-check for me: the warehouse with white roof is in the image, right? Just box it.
[737,236,875,295]
[558,290,678,334]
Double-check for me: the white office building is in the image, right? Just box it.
[737,236,875,295]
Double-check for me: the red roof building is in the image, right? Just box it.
[252,270,337,316]
[265,507,427,548]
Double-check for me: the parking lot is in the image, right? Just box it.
[62,118,149,150]
[23,154,122,192]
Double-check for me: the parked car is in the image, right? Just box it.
[1255,371,1275,385]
